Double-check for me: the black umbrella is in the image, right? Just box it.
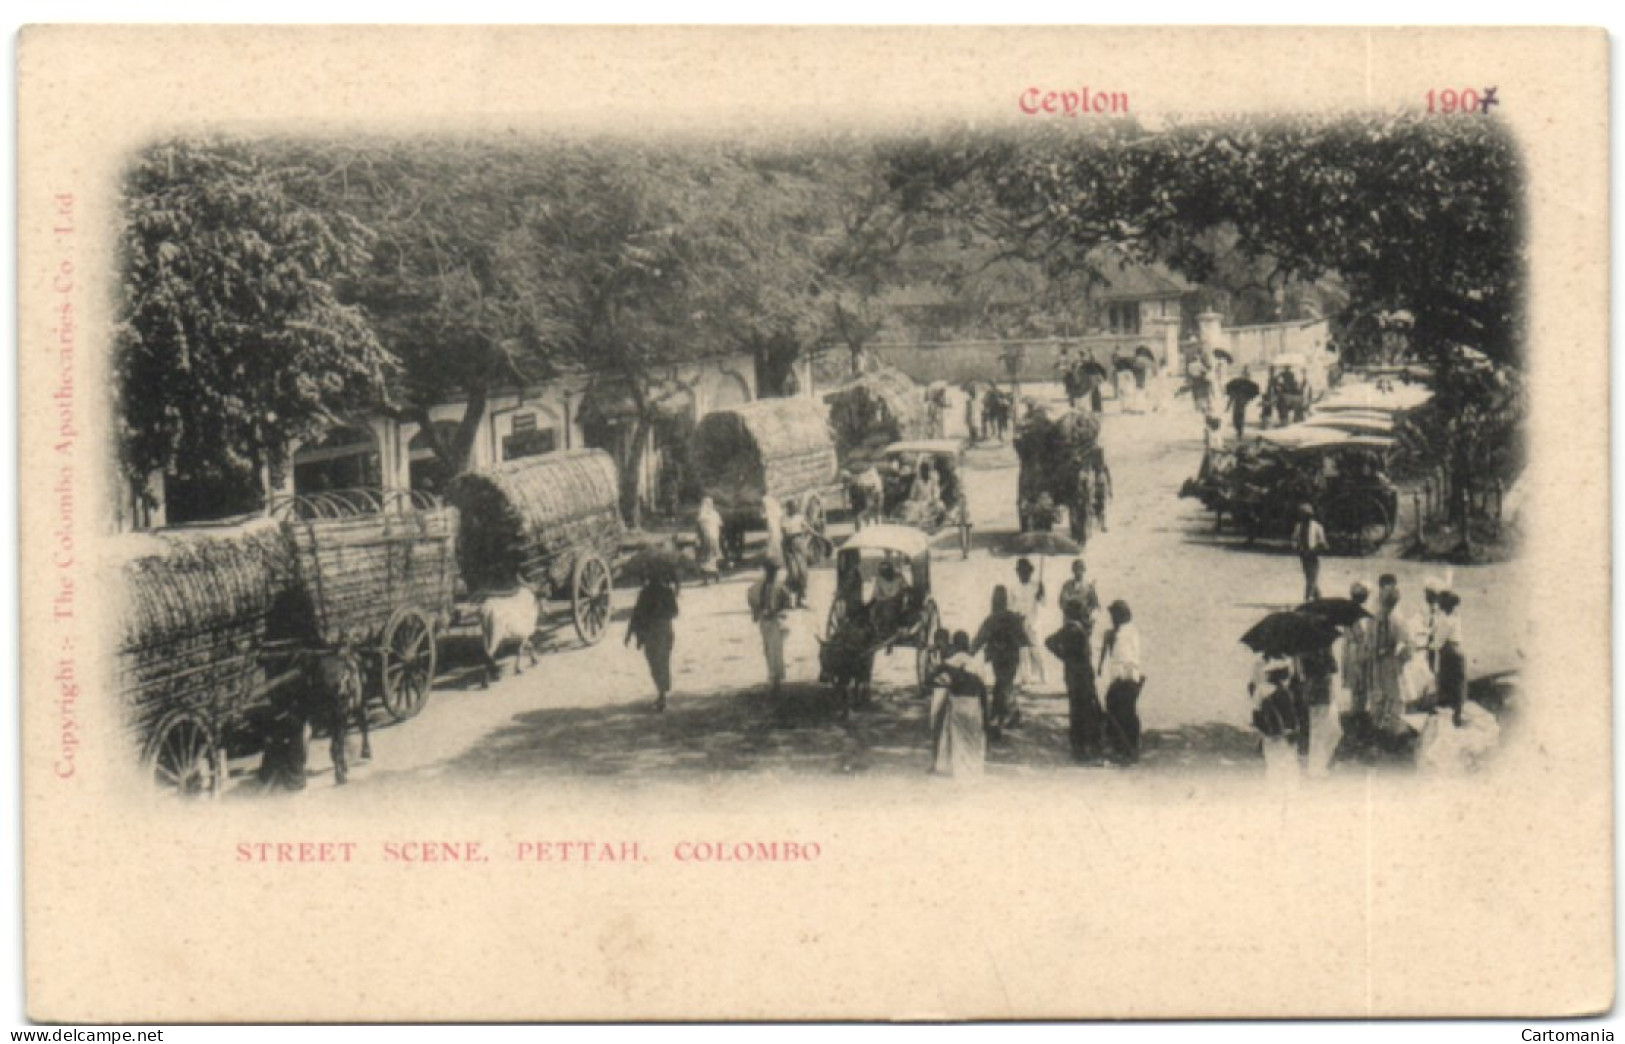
[1296,598,1371,628]
[1007,530,1082,584]
[1225,376,1261,402]
[1213,348,1234,363]
[1134,345,1158,362]
[1079,360,1110,381]
[1240,611,1340,658]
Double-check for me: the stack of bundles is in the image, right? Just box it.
[445,449,622,596]
[822,367,927,468]
[280,499,459,646]
[112,519,291,742]
[692,397,837,519]
[1015,408,1103,502]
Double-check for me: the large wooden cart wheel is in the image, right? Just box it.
[1352,495,1395,556]
[915,601,942,695]
[380,608,436,722]
[143,710,223,799]
[572,553,613,646]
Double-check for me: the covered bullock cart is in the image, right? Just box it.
[113,520,292,797]
[1014,408,1107,543]
[692,397,840,559]
[269,489,459,722]
[444,449,622,647]
[822,366,927,471]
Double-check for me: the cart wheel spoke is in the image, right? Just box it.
[145,713,220,800]
[380,610,436,721]
[573,554,613,646]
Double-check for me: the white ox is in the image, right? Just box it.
[479,585,540,687]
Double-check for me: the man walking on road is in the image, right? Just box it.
[1293,503,1328,601]
[749,560,793,695]
[1098,600,1145,765]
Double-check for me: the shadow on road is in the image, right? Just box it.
[369,677,1269,784]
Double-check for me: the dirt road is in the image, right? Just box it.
[249,380,1521,798]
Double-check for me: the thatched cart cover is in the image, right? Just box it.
[446,449,623,595]
[822,367,926,467]
[112,519,290,740]
[692,397,838,516]
[275,493,460,646]
[1016,409,1104,507]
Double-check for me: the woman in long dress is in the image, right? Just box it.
[1370,580,1417,744]
[695,496,724,583]
[1008,558,1047,686]
[928,631,988,778]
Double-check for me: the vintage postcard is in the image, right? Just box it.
[16,26,1611,1022]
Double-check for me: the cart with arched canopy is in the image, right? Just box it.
[824,524,942,696]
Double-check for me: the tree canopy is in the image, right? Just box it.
[115,138,395,509]
[117,120,1524,531]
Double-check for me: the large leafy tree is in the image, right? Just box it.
[115,138,395,515]
[885,114,1524,540]
[284,138,568,475]
[512,144,803,524]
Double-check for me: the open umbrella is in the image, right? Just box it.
[1134,345,1158,362]
[1007,530,1082,585]
[1296,598,1371,628]
[1225,376,1261,402]
[1079,359,1110,381]
[1213,348,1234,363]
[1240,611,1340,658]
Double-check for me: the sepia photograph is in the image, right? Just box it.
[108,119,1523,798]
[15,25,1611,1024]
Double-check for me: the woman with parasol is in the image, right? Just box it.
[1224,368,1261,439]
[1242,607,1343,778]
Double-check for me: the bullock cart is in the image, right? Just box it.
[444,449,623,649]
[691,397,841,561]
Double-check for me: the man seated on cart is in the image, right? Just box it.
[869,558,914,640]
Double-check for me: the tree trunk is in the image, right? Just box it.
[617,414,652,529]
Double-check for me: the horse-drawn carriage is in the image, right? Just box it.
[821,525,943,707]
[691,397,841,563]
[1181,430,1399,554]
[870,440,973,557]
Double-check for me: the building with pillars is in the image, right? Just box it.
[129,351,811,529]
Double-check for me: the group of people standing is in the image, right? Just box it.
[1249,572,1471,781]
[963,383,1013,443]
[925,556,1146,777]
